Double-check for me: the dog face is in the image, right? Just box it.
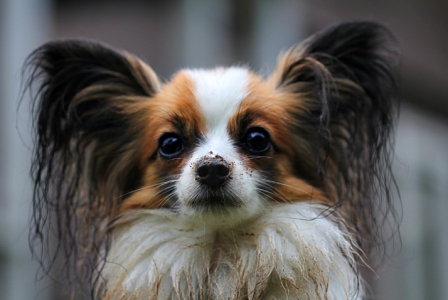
[119,68,324,227]
[26,21,399,298]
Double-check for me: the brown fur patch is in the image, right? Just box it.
[120,72,206,211]
[228,74,327,203]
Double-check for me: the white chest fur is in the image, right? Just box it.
[100,204,363,300]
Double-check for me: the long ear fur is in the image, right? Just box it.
[268,21,400,255]
[24,39,160,290]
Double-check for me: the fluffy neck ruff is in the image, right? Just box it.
[99,203,363,299]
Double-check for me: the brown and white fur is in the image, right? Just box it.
[25,21,399,299]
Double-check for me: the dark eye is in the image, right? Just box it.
[244,128,271,154]
[159,133,183,158]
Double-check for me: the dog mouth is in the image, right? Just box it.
[188,189,243,210]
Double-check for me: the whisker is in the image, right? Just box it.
[257,186,294,204]
[240,155,273,161]
[115,179,178,200]
[156,191,178,210]
[167,157,186,162]
[132,184,178,210]
[257,182,298,203]
[255,178,319,199]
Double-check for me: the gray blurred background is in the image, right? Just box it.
[1,0,447,299]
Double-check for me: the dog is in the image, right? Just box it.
[25,21,399,299]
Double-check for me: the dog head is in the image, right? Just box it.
[25,21,399,296]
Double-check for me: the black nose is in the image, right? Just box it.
[196,161,230,187]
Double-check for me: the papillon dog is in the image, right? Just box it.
[26,21,399,299]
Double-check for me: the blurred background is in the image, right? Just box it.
[1,0,447,299]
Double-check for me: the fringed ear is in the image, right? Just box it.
[268,21,400,254]
[24,39,161,289]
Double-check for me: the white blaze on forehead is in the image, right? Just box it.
[176,68,258,221]
[185,67,250,135]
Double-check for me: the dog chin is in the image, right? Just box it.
[176,170,265,227]
[177,193,265,228]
